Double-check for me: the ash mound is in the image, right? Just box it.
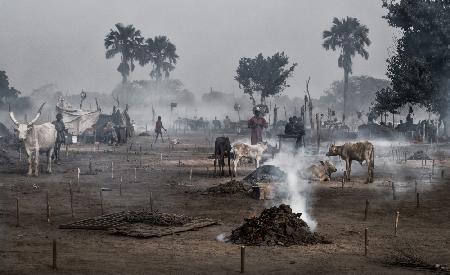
[206,180,251,194]
[408,150,431,160]
[124,211,193,226]
[230,204,328,246]
[243,165,286,185]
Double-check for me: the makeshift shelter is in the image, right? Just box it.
[56,97,101,136]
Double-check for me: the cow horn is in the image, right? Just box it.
[28,102,46,126]
[9,104,19,126]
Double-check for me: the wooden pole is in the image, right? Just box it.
[139,146,142,168]
[364,228,368,256]
[441,169,444,179]
[416,193,420,208]
[134,168,137,182]
[240,246,245,273]
[16,196,19,227]
[66,144,68,157]
[100,189,104,215]
[68,181,73,218]
[364,199,369,221]
[120,176,122,196]
[432,160,435,175]
[149,192,153,212]
[415,180,417,193]
[394,211,400,236]
[111,161,114,179]
[46,191,50,223]
[77,168,80,192]
[126,148,129,162]
[190,168,193,181]
[52,239,57,270]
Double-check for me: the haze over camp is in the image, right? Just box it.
[1,1,450,274]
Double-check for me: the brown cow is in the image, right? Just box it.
[326,141,374,183]
[306,160,337,181]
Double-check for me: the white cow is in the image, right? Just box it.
[10,103,57,176]
[231,142,268,175]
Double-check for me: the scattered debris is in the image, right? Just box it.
[60,211,219,238]
[230,204,329,246]
[408,150,431,160]
[206,180,251,194]
[243,165,286,185]
[386,243,449,272]
[124,211,193,226]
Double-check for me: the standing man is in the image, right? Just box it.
[52,113,66,164]
[154,116,167,143]
[248,106,268,145]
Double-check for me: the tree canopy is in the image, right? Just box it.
[0,70,21,104]
[234,52,297,105]
[139,36,179,82]
[105,23,144,83]
[380,0,450,124]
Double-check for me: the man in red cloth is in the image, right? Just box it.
[248,106,268,145]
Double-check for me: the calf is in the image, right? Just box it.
[306,160,337,181]
[10,103,57,176]
[214,137,232,176]
[326,141,374,183]
[232,142,268,176]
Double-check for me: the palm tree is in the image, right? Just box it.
[322,17,371,124]
[139,36,179,82]
[105,23,144,84]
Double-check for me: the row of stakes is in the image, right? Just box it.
[14,147,442,272]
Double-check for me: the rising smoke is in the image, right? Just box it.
[266,147,318,231]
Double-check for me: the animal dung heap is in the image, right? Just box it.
[206,180,251,194]
[230,204,328,246]
[243,165,286,185]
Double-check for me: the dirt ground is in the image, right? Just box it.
[1,131,449,274]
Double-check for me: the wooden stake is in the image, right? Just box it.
[16,196,19,227]
[394,211,400,236]
[441,169,444,179]
[52,239,57,270]
[416,193,420,208]
[111,162,114,179]
[364,199,369,221]
[240,246,245,273]
[139,146,142,168]
[364,228,368,256]
[100,189,104,215]
[119,176,122,196]
[149,192,153,212]
[46,191,50,223]
[134,168,137,182]
[126,148,129,162]
[190,168,193,181]
[65,145,68,157]
[414,180,417,193]
[432,160,435,175]
[68,181,73,218]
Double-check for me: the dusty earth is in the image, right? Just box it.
[1,131,450,274]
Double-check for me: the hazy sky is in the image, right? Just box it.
[0,0,396,98]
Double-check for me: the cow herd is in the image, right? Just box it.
[8,105,375,184]
[214,136,375,183]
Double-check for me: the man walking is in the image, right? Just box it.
[52,113,66,164]
[154,116,167,143]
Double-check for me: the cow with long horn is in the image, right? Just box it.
[10,102,57,176]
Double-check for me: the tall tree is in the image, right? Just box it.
[0,70,21,104]
[104,23,144,84]
[322,17,371,124]
[234,52,297,106]
[381,0,450,133]
[139,36,179,82]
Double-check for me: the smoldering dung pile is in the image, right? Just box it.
[408,150,431,160]
[206,180,251,194]
[230,204,328,246]
[243,165,286,185]
[124,211,193,226]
